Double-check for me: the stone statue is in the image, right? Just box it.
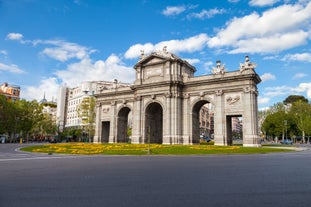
[239,55,257,72]
[212,60,226,74]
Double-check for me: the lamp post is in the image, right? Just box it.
[284,120,287,140]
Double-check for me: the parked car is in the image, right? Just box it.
[280,139,293,145]
[202,137,213,142]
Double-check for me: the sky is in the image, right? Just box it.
[0,0,311,110]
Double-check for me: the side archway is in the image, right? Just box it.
[191,100,212,143]
[116,107,131,143]
[145,102,163,144]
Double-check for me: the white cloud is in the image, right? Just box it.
[6,33,23,40]
[184,58,200,65]
[258,97,270,104]
[21,77,60,101]
[162,6,186,16]
[263,85,294,98]
[296,82,311,99]
[22,54,135,101]
[207,2,311,54]
[187,8,226,20]
[203,61,214,74]
[124,33,209,59]
[39,40,92,62]
[249,0,280,7]
[293,73,307,79]
[55,54,135,87]
[0,62,24,73]
[0,50,8,56]
[260,73,276,82]
[282,53,311,62]
[262,83,311,101]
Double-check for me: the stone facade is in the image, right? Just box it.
[94,49,261,146]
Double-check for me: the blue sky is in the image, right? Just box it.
[0,0,310,110]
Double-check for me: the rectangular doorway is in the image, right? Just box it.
[102,121,110,142]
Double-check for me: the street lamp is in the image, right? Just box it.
[284,120,287,140]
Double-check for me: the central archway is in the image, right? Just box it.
[145,102,163,144]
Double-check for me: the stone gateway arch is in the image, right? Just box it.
[94,49,261,147]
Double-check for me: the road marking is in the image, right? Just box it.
[0,155,83,162]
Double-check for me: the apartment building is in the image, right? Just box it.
[56,80,130,131]
[0,82,20,101]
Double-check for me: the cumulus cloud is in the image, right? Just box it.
[296,82,311,99]
[260,73,276,82]
[124,33,209,59]
[0,62,24,73]
[22,77,60,101]
[0,50,8,56]
[207,2,311,54]
[262,82,311,102]
[162,6,186,16]
[37,40,93,62]
[55,54,135,87]
[187,8,226,20]
[282,53,311,62]
[293,73,307,79]
[22,54,135,101]
[6,33,23,40]
[258,97,270,104]
[249,0,280,7]
[184,58,200,65]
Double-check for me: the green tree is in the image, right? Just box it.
[289,100,311,143]
[284,95,308,104]
[77,96,96,142]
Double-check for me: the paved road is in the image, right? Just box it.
[1,144,311,207]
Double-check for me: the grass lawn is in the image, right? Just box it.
[20,143,294,155]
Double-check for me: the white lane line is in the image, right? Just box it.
[0,155,83,162]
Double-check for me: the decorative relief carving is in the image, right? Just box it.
[145,68,162,78]
[165,92,172,98]
[244,86,258,95]
[226,95,241,105]
[215,90,223,96]
[96,102,102,107]
[134,94,142,101]
[183,93,190,99]
[111,101,116,106]
[199,91,204,97]
[102,106,110,113]
[151,94,156,100]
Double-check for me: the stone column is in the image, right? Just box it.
[243,86,260,147]
[182,93,190,144]
[109,101,117,143]
[163,92,172,144]
[214,90,226,146]
[131,96,142,144]
[93,103,102,143]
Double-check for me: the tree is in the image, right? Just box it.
[284,95,308,104]
[77,96,96,142]
[261,107,297,141]
[289,100,311,143]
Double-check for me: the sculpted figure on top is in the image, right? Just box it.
[212,60,226,75]
[239,55,257,72]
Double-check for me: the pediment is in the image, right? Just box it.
[134,53,169,68]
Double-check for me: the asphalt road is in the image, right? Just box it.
[1,144,311,207]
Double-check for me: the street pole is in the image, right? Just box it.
[148,125,151,155]
[284,120,287,140]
